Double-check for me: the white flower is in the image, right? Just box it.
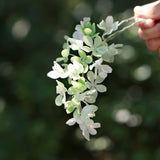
[68,38,83,50]
[47,61,68,79]
[102,43,123,63]
[86,71,107,93]
[67,61,84,80]
[74,89,98,104]
[66,105,101,141]
[97,16,119,35]
[90,58,112,79]
[80,17,91,26]
[83,35,108,56]
[73,17,91,40]
[79,118,101,141]
[72,25,84,40]
[56,80,67,95]
[55,80,67,106]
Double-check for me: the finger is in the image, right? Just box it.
[137,18,155,29]
[138,23,160,40]
[146,37,160,51]
[134,1,160,20]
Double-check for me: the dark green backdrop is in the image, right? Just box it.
[1,0,160,160]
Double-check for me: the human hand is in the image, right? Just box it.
[134,0,160,56]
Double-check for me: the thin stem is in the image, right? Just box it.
[69,54,75,57]
[102,16,135,41]
[118,16,135,26]
[83,100,89,106]
[94,67,98,80]
[63,93,66,103]
[105,18,143,42]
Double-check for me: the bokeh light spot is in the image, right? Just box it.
[12,19,30,39]
[133,64,152,81]
[117,45,136,63]
[126,114,142,127]
[86,137,112,151]
[113,109,131,123]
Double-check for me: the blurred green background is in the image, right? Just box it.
[1,0,160,160]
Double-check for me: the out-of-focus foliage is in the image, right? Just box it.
[0,0,160,160]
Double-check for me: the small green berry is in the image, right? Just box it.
[61,49,69,57]
[84,28,92,35]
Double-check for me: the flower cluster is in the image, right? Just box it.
[47,16,135,140]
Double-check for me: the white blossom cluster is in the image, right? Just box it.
[47,16,134,140]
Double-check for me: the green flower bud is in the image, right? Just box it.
[78,50,86,58]
[86,56,93,64]
[84,28,92,35]
[61,49,69,57]
[65,101,76,114]
[78,77,86,85]
[56,57,65,62]
[71,56,81,63]
[71,81,83,89]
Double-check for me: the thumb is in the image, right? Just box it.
[134,1,160,20]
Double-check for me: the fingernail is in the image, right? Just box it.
[137,17,144,22]
[144,19,154,26]
[134,6,142,12]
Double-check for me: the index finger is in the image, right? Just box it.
[134,1,160,20]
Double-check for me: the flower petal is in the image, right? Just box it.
[55,95,63,106]
[82,128,90,141]
[87,71,95,83]
[68,38,83,50]
[66,118,76,126]
[83,36,93,47]
[96,84,107,93]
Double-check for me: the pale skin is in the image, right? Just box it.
[134,0,160,56]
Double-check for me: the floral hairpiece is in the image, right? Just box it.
[47,16,137,141]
